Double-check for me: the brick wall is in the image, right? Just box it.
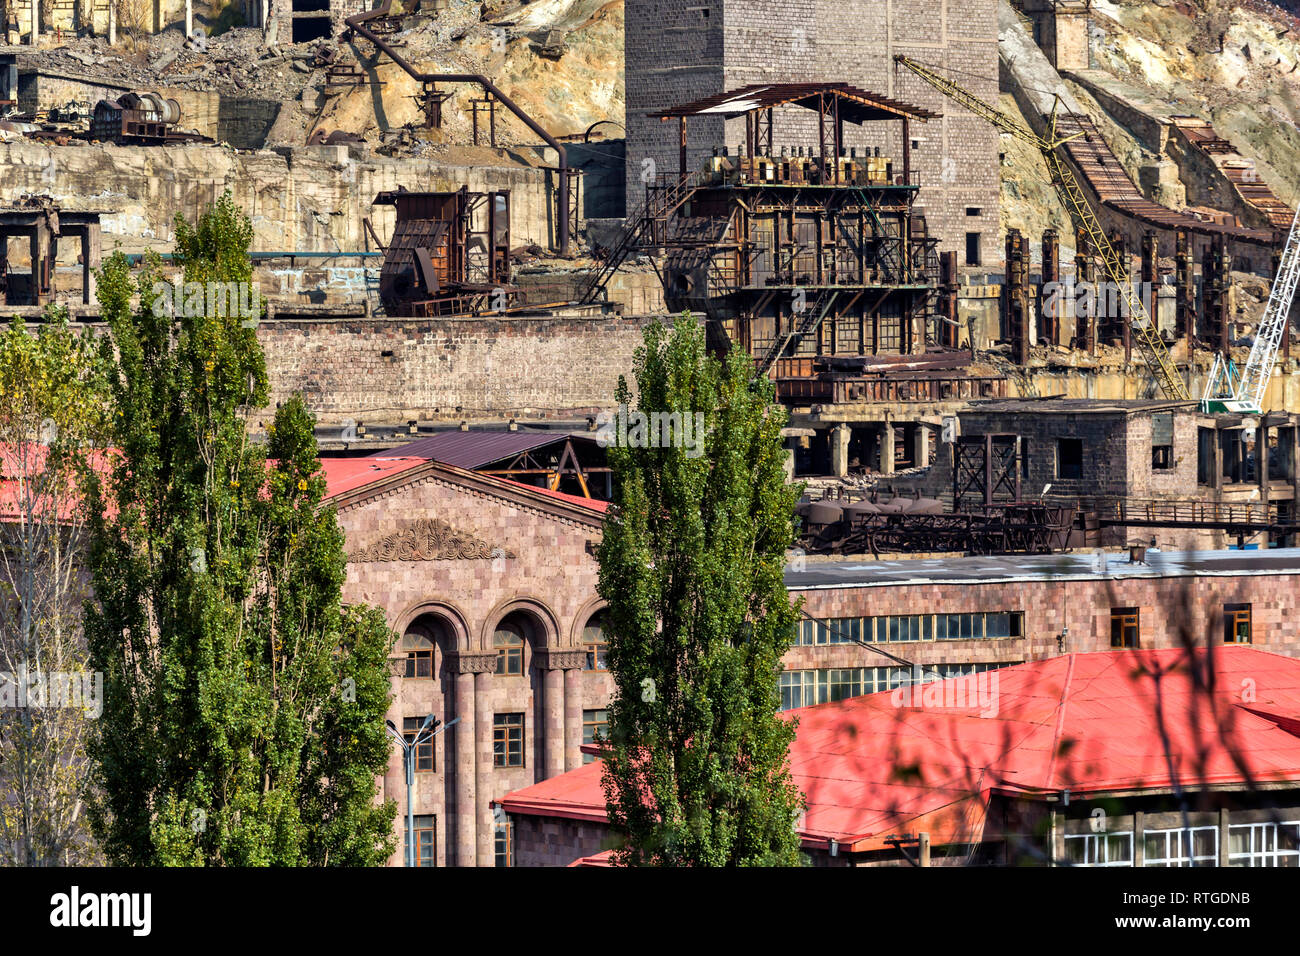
[255,313,655,423]
[792,569,1300,663]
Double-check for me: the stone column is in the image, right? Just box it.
[829,423,850,477]
[912,424,930,470]
[81,223,100,305]
[452,668,476,867]
[185,0,192,37]
[879,422,895,476]
[564,666,583,771]
[30,0,38,45]
[474,667,494,866]
[542,664,565,780]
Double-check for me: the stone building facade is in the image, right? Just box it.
[326,453,1300,865]
[327,457,613,867]
[625,0,1001,261]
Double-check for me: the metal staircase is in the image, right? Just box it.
[578,173,699,305]
[754,289,839,377]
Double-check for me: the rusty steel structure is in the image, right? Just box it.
[796,493,1075,556]
[344,0,573,256]
[602,84,944,382]
[89,91,184,144]
[373,187,513,317]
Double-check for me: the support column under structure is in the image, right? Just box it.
[830,422,850,477]
[879,422,895,476]
[1040,229,1060,346]
[1175,230,1194,344]
[80,223,100,305]
[913,423,931,469]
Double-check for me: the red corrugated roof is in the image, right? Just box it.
[318,456,429,497]
[499,647,1300,856]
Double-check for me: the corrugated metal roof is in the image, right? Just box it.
[498,647,1300,855]
[651,83,940,123]
[371,431,578,469]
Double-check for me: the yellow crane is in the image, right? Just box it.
[894,55,1191,402]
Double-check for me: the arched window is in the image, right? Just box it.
[400,631,435,679]
[494,622,524,676]
[583,613,608,672]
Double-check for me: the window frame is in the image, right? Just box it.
[582,708,608,763]
[494,623,525,676]
[1110,607,1140,648]
[400,632,435,679]
[1224,603,1252,644]
[493,712,525,768]
[403,716,436,773]
[403,813,437,867]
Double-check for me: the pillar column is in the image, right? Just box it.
[453,669,476,867]
[30,0,38,45]
[913,424,930,470]
[474,667,494,866]
[81,223,100,305]
[564,665,583,772]
[880,422,895,476]
[185,0,192,37]
[830,423,850,477]
[543,664,565,780]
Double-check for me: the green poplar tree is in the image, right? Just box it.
[597,314,805,866]
[83,194,397,865]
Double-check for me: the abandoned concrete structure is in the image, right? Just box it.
[0,196,101,306]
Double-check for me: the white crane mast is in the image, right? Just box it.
[1204,203,1300,413]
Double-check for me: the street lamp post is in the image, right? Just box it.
[386,714,460,867]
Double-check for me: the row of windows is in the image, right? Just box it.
[793,612,1024,647]
[401,617,611,678]
[402,816,514,867]
[1064,823,1300,867]
[1110,604,1253,648]
[779,663,1011,711]
[404,710,611,771]
[404,602,1256,676]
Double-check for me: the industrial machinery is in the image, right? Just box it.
[1202,202,1300,413]
[894,55,1191,401]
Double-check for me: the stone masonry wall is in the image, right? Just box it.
[255,313,656,423]
[0,141,557,256]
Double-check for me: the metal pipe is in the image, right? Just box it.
[345,1,571,255]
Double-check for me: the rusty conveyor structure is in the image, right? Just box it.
[1174,118,1295,231]
[1052,113,1275,248]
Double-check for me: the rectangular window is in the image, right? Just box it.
[494,820,513,867]
[965,231,982,266]
[1111,607,1140,648]
[1057,438,1083,480]
[1143,827,1217,867]
[582,709,608,764]
[1224,603,1252,644]
[1152,412,1175,471]
[1064,832,1133,867]
[403,814,436,867]
[965,207,983,217]
[1229,822,1300,866]
[403,716,435,772]
[493,713,524,768]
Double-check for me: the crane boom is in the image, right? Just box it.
[894,55,1191,402]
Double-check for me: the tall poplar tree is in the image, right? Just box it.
[83,195,397,865]
[597,315,805,866]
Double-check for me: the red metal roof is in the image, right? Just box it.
[499,647,1300,856]
[318,456,429,497]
